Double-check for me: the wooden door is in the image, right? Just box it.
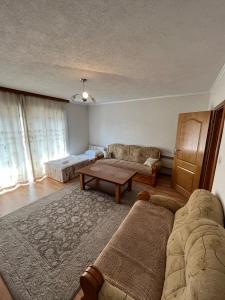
[172,111,211,197]
[200,104,225,190]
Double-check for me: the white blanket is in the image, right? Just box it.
[44,154,90,170]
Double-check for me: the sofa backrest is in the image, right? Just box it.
[174,189,224,228]
[108,144,160,163]
[161,189,225,300]
[162,219,225,300]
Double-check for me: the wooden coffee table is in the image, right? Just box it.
[79,164,136,204]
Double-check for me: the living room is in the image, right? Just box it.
[1,1,225,300]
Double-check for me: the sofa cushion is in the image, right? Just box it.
[108,144,129,160]
[161,219,225,300]
[174,189,224,228]
[0,275,13,300]
[97,159,153,176]
[144,157,159,167]
[99,280,134,300]
[129,145,160,163]
[129,148,141,162]
[95,200,174,300]
[108,144,160,163]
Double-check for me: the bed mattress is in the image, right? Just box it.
[44,155,90,183]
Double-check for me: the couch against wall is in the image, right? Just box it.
[88,93,209,173]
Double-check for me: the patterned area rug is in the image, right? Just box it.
[0,184,138,300]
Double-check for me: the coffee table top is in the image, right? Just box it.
[79,164,136,185]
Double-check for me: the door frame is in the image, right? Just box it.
[200,100,225,190]
[172,111,211,197]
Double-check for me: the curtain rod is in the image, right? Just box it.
[0,86,69,103]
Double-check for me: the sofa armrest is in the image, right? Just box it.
[80,265,104,300]
[152,160,161,171]
[137,191,183,213]
[150,161,160,187]
[98,280,134,300]
[150,195,183,213]
[137,191,150,201]
[0,275,13,300]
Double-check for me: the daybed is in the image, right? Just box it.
[80,189,225,300]
[45,146,105,183]
[45,154,91,183]
[96,144,161,186]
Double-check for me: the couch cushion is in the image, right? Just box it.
[129,145,160,163]
[95,200,174,300]
[97,159,153,176]
[144,157,159,167]
[174,189,224,228]
[129,148,141,162]
[108,144,160,163]
[99,280,135,300]
[161,219,225,300]
[108,144,129,160]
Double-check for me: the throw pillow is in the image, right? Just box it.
[144,157,159,167]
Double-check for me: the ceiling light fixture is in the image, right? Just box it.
[70,78,95,104]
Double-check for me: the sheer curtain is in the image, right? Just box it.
[0,92,28,191]
[0,91,68,191]
[23,97,68,179]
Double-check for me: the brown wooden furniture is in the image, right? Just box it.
[80,265,104,300]
[133,164,158,186]
[0,276,13,300]
[79,164,136,204]
[172,111,211,197]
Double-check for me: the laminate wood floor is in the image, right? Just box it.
[0,175,186,218]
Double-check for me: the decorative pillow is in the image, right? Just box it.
[144,157,159,167]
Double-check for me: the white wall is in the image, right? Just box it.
[88,94,209,159]
[209,66,225,210]
[65,103,89,155]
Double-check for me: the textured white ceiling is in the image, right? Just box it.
[1,0,225,102]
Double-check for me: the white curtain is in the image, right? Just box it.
[0,92,28,191]
[0,91,68,191]
[23,97,68,179]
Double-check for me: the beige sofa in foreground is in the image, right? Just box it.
[97,144,161,186]
[80,189,225,300]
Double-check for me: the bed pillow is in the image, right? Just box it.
[144,157,159,167]
[62,160,70,164]
[85,149,102,159]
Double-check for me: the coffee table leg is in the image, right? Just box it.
[115,184,121,204]
[128,178,132,191]
[80,174,85,190]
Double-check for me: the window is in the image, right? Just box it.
[0,91,68,192]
